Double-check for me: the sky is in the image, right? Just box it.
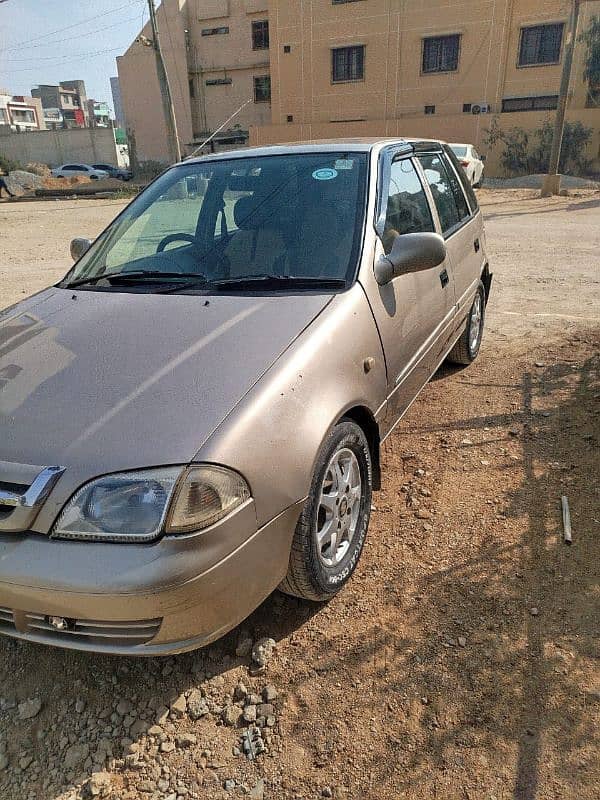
[0,0,147,113]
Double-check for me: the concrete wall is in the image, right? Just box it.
[0,127,119,168]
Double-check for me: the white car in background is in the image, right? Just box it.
[51,164,109,180]
[449,144,485,188]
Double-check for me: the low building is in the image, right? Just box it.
[117,0,271,163]
[31,81,88,128]
[110,76,126,129]
[0,92,45,132]
[87,100,111,128]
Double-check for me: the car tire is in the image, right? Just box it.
[90,175,98,180]
[474,173,483,189]
[279,420,372,602]
[447,281,486,366]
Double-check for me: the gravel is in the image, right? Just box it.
[484,174,600,190]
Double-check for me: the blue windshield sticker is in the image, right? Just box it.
[312,168,338,181]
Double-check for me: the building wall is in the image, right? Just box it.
[258,0,600,175]
[0,127,119,168]
[117,0,271,163]
[0,95,45,131]
[110,77,126,129]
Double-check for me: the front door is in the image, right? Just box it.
[365,151,455,434]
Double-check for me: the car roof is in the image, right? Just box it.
[183,137,446,165]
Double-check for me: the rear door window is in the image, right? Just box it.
[382,157,435,254]
[418,153,471,236]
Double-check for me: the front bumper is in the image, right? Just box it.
[0,500,302,656]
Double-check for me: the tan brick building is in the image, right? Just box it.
[118,0,600,174]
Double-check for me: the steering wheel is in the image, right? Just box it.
[157,233,196,252]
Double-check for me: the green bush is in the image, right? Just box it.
[484,118,594,176]
[0,154,23,173]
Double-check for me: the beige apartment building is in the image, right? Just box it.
[118,0,599,174]
[117,0,272,163]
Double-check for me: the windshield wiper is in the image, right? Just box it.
[212,274,347,290]
[65,271,209,289]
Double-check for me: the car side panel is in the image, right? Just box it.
[193,284,388,528]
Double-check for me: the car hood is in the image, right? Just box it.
[0,286,331,497]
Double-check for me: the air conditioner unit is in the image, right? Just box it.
[471,103,491,115]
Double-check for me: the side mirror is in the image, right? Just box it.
[70,237,92,261]
[374,232,447,286]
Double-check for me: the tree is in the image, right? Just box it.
[580,15,600,86]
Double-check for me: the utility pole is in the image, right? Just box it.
[147,0,181,164]
[541,0,582,197]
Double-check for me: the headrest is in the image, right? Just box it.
[234,194,264,230]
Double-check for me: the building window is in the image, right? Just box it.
[206,77,233,86]
[11,108,35,123]
[188,78,195,98]
[254,76,271,102]
[202,26,229,36]
[519,24,563,66]
[424,105,436,115]
[502,95,558,112]
[284,45,291,53]
[586,86,600,108]
[287,115,294,123]
[462,103,472,113]
[422,34,460,73]
[252,20,269,50]
[332,45,365,83]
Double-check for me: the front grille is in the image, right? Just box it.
[22,613,161,647]
[0,607,16,631]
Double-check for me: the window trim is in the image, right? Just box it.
[416,151,474,240]
[501,95,558,112]
[251,19,269,51]
[331,44,366,84]
[517,22,564,68]
[253,75,271,103]
[421,34,461,75]
[201,26,229,36]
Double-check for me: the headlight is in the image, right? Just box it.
[52,465,250,543]
[166,465,250,534]
[52,468,182,542]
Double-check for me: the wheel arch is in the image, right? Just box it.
[340,405,381,491]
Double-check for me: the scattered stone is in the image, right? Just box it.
[176,733,197,748]
[251,638,276,668]
[415,509,432,520]
[530,607,540,616]
[322,788,334,798]
[88,772,111,797]
[224,779,236,792]
[534,361,546,368]
[19,754,33,770]
[222,705,243,727]
[160,740,176,753]
[235,637,253,658]
[187,689,209,720]
[461,438,473,446]
[234,682,248,702]
[243,704,257,723]
[0,753,8,771]
[18,698,42,720]
[137,780,156,793]
[170,694,187,718]
[241,726,266,760]
[257,703,274,718]
[262,684,278,702]
[64,743,89,770]
[249,779,265,800]
[458,636,467,648]
[75,699,86,714]
[116,699,133,716]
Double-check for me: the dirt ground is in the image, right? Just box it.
[0,189,599,800]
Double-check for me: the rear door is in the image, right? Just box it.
[365,148,456,430]
[416,149,483,331]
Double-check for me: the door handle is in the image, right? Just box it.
[474,238,480,253]
[439,268,449,288]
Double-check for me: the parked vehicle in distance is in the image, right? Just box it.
[51,163,109,180]
[92,163,133,181]
[0,138,492,656]
[449,143,485,187]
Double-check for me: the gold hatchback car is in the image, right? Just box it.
[0,139,491,655]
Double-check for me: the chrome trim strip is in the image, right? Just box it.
[0,466,65,533]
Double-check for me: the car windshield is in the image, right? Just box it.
[450,146,468,158]
[63,153,369,291]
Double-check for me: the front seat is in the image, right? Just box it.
[224,194,286,277]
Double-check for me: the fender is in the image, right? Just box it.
[194,283,387,528]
